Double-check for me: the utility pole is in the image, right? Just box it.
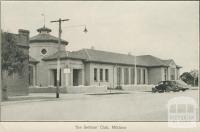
[51,18,70,98]
[41,13,46,27]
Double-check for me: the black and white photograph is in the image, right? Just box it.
[0,1,199,128]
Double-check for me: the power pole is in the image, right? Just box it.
[51,18,70,98]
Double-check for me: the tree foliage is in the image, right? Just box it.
[1,31,28,75]
[190,69,198,79]
[180,69,199,86]
[180,72,193,85]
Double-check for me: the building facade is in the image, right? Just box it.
[29,26,182,92]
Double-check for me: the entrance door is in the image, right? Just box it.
[73,69,79,86]
[52,69,61,86]
[73,69,82,86]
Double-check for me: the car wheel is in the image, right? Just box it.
[165,86,171,92]
[152,88,156,93]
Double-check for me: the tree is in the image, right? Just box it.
[180,72,193,85]
[190,69,199,86]
[180,70,199,86]
[1,31,28,100]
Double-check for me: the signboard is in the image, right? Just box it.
[64,68,70,73]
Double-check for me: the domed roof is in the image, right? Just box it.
[37,26,52,33]
[30,26,68,45]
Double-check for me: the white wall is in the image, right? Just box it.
[29,42,65,61]
[85,62,148,88]
[148,67,162,84]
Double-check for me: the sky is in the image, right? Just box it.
[1,1,199,73]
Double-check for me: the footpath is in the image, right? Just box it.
[1,89,133,106]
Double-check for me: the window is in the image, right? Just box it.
[164,68,168,81]
[100,69,103,81]
[137,69,141,84]
[94,68,97,81]
[117,67,122,85]
[171,75,175,80]
[143,69,146,84]
[41,48,47,55]
[105,69,109,82]
[131,68,135,84]
[124,68,129,84]
[170,68,175,80]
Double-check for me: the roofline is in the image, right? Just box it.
[176,65,182,68]
[42,57,172,67]
[43,58,148,67]
[87,61,149,67]
[41,49,182,68]
[29,61,39,64]
[29,40,68,45]
[147,65,169,68]
[84,60,172,67]
[42,57,84,61]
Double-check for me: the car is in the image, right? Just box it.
[152,80,190,93]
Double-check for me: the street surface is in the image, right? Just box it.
[1,90,199,121]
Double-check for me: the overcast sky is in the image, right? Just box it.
[1,1,199,73]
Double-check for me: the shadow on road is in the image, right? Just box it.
[4,96,56,102]
[87,92,130,96]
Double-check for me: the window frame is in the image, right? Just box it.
[100,68,103,82]
[105,69,109,82]
[94,68,97,82]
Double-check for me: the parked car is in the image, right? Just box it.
[152,80,190,93]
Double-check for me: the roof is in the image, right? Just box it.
[161,59,173,65]
[42,49,181,68]
[37,26,51,33]
[30,33,68,45]
[29,56,39,63]
[30,26,68,45]
[42,50,88,61]
[161,59,182,68]
[136,55,169,67]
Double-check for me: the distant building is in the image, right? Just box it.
[29,26,182,92]
[2,29,30,96]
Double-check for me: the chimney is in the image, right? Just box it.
[91,46,95,50]
[18,29,30,46]
[128,52,132,56]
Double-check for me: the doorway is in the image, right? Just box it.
[52,69,61,86]
[73,69,82,86]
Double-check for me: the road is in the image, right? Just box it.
[1,90,199,121]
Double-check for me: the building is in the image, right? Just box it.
[29,26,182,92]
[2,29,30,96]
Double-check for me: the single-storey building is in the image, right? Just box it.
[29,26,182,92]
